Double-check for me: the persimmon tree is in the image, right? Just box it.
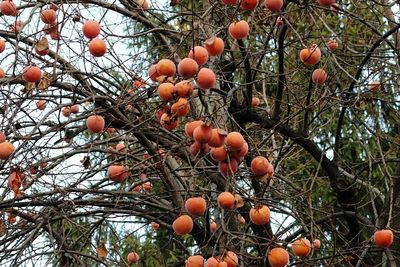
[0,0,399,266]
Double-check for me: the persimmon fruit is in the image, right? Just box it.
[218,158,238,176]
[86,115,105,133]
[327,40,338,51]
[186,255,204,267]
[226,132,245,151]
[292,238,311,257]
[171,98,190,116]
[313,239,321,250]
[241,0,258,10]
[82,20,100,38]
[23,66,42,83]
[157,59,176,77]
[193,123,213,143]
[318,0,335,6]
[251,156,273,176]
[210,146,228,162]
[300,45,321,65]
[224,251,238,267]
[157,82,175,102]
[185,120,204,138]
[0,39,5,53]
[148,64,160,82]
[312,68,327,85]
[174,80,194,98]
[0,141,15,160]
[188,46,209,65]
[374,229,393,248]
[185,197,207,216]
[127,252,140,264]
[89,38,107,57]
[268,248,289,267]
[228,20,250,40]
[217,192,235,210]
[178,58,199,79]
[208,128,227,148]
[0,0,17,16]
[196,68,216,90]
[108,165,128,182]
[36,100,46,110]
[249,205,270,225]
[41,9,57,24]
[265,0,283,12]
[172,214,193,235]
[160,113,179,131]
[204,36,224,56]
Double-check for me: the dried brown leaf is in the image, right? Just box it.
[36,37,49,51]
[235,194,244,208]
[96,241,107,260]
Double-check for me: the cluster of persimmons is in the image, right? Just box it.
[0,0,392,266]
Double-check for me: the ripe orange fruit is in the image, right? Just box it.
[151,221,160,230]
[148,64,160,82]
[327,40,338,51]
[204,36,224,56]
[107,164,129,182]
[374,229,393,247]
[185,120,204,138]
[196,68,216,90]
[41,9,57,24]
[86,115,105,133]
[226,132,245,151]
[35,45,49,56]
[89,38,107,57]
[138,0,149,9]
[171,98,190,116]
[292,238,311,257]
[115,143,127,154]
[312,68,327,85]
[157,82,175,102]
[156,59,176,77]
[265,0,284,12]
[299,45,321,65]
[172,214,193,235]
[143,181,152,192]
[318,0,334,6]
[249,205,270,225]
[178,58,199,79]
[62,106,71,117]
[82,20,100,38]
[0,39,6,53]
[186,255,204,267]
[190,141,209,157]
[0,67,5,78]
[228,20,250,40]
[224,251,238,267]
[127,252,140,264]
[0,132,6,143]
[208,129,227,148]
[219,158,238,176]
[369,81,380,92]
[210,146,228,161]
[50,30,60,40]
[70,104,79,114]
[0,0,17,16]
[36,100,46,110]
[174,80,194,98]
[22,66,42,82]
[222,0,237,4]
[251,97,260,107]
[0,141,15,160]
[188,46,209,65]
[251,156,273,176]
[185,197,207,216]
[217,192,235,210]
[210,221,217,233]
[193,124,213,143]
[268,248,289,267]
[160,113,179,131]
[241,0,258,10]
[313,239,321,250]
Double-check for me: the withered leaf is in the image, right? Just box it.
[38,72,51,91]
[0,220,7,237]
[96,241,107,260]
[36,37,49,52]
[235,194,244,208]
